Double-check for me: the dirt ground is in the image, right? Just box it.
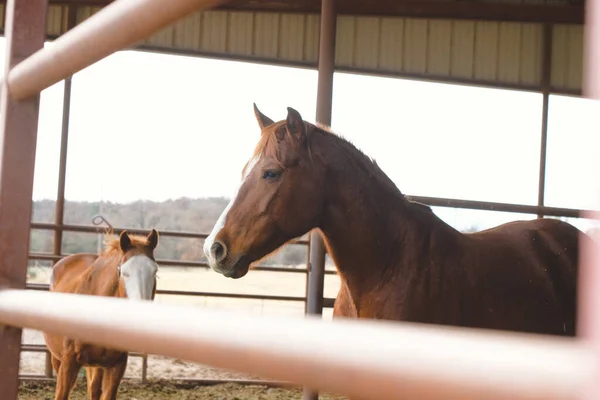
[19,380,349,400]
[22,265,342,386]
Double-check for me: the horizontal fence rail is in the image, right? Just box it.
[0,289,594,400]
[30,222,310,245]
[24,282,336,308]
[4,0,229,100]
[406,196,598,219]
[28,252,328,275]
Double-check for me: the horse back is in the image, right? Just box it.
[50,253,99,293]
[466,218,582,335]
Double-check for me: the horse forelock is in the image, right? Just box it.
[243,121,287,175]
[102,234,154,258]
[246,119,326,173]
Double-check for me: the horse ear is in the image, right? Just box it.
[119,230,132,252]
[147,229,159,250]
[285,107,306,140]
[253,103,274,130]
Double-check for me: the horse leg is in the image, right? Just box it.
[51,355,61,376]
[100,353,128,400]
[85,366,103,400]
[53,354,81,400]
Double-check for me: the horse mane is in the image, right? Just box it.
[249,117,427,211]
[101,229,151,257]
[316,124,407,198]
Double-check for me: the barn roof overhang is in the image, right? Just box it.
[36,0,586,25]
[0,0,588,96]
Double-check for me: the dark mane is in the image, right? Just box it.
[249,119,407,201]
[312,125,435,212]
[312,123,407,200]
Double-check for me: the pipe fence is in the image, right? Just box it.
[0,0,599,398]
[19,199,599,383]
[0,288,594,400]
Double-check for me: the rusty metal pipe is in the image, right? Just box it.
[0,289,594,400]
[577,1,600,399]
[304,1,337,398]
[4,0,228,100]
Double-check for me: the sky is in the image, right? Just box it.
[0,38,599,232]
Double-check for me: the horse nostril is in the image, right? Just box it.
[211,241,227,262]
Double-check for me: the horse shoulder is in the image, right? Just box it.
[333,280,358,319]
[50,253,99,292]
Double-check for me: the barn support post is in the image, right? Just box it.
[45,5,78,379]
[304,235,312,314]
[303,0,336,399]
[0,0,48,397]
[579,1,600,399]
[141,354,149,383]
[536,23,553,219]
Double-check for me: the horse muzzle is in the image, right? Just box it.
[209,253,251,279]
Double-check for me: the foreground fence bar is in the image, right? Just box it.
[0,0,48,398]
[0,289,593,400]
[5,0,228,100]
[579,0,600,399]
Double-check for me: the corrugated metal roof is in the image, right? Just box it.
[551,24,584,91]
[0,4,584,96]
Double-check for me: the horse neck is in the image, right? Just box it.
[312,132,462,295]
[89,253,125,297]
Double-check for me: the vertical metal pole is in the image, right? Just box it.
[0,0,48,398]
[536,23,552,219]
[141,355,148,383]
[304,234,312,314]
[303,1,336,399]
[45,5,77,379]
[579,1,600,399]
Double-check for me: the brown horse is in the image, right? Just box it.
[203,104,589,337]
[43,229,159,400]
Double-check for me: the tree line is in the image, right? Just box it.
[29,198,599,270]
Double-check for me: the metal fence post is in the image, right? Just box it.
[45,5,77,379]
[536,23,553,219]
[579,1,600,399]
[303,1,336,399]
[0,0,48,397]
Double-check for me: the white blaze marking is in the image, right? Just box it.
[204,155,260,268]
[120,255,158,301]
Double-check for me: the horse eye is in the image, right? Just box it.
[262,170,281,180]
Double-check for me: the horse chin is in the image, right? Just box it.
[223,255,251,279]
